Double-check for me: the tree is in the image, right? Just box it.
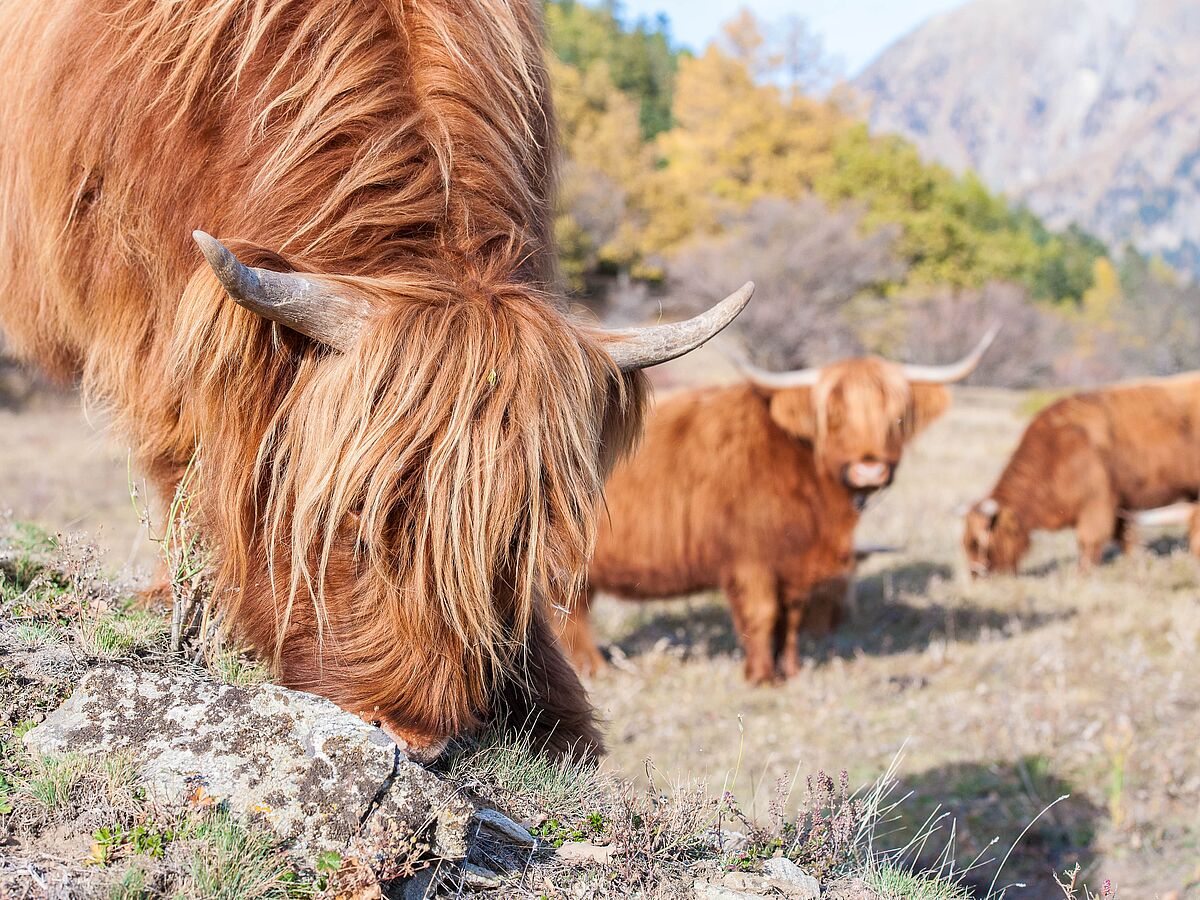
[640,38,843,256]
[544,0,681,139]
[551,56,654,288]
[666,196,904,368]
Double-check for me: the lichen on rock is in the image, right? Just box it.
[22,665,474,869]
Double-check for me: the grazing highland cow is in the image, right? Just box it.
[0,0,751,757]
[560,330,997,684]
[964,375,1200,576]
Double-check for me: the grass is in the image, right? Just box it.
[10,620,63,647]
[864,862,975,900]
[176,811,297,900]
[446,728,612,829]
[208,648,273,687]
[78,610,169,659]
[445,730,1016,899]
[21,752,91,813]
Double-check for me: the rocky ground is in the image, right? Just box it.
[0,522,964,899]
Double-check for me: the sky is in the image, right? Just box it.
[615,0,970,75]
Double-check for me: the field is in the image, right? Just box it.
[2,372,1198,898]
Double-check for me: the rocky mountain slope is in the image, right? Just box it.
[856,0,1200,275]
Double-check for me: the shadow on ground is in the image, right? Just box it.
[886,757,1104,900]
[1143,534,1191,557]
[605,560,1069,665]
[813,561,1070,661]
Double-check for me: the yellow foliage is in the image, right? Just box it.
[1080,257,1121,328]
[640,44,842,255]
[550,56,656,285]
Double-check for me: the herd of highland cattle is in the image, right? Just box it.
[1,0,1196,760]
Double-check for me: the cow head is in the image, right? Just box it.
[189,233,752,748]
[962,498,1028,576]
[742,328,998,503]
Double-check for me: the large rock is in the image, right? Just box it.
[23,665,473,866]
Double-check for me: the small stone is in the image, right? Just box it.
[459,862,503,888]
[720,871,771,893]
[555,841,618,866]
[473,808,537,848]
[763,857,821,899]
[399,868,438,900]
[693,879,761,900]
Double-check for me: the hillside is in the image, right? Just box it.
[856,0,1200,276]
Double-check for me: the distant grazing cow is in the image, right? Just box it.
[964,376,1200,575]
[558,330,997,684]
[0,0,750,757]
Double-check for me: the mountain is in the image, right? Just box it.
[856,0,1200,276]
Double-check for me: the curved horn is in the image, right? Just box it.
[899,323,1001,384]
[731,354,822,389]
[193,231,373,351]
[604,282,754,371]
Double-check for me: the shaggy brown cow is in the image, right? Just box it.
[0,0,750,758]
[559,330,997,684]
[963,375,1200,575]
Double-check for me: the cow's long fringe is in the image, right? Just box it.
[0,0,645,743]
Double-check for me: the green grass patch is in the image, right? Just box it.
[863,862,974,900]
[9,621,63,648]
[445,728,609,828]
[79,611,169,659]
[209,649,272,687]
[178,810,297,900]
[21,752,89,813]
[1017,388,1068,418]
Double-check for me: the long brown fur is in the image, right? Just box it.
[0,0,646,756]
[559,359,949,684]
[964,375,1200,575]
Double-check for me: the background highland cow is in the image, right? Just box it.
[964,376,1200,576]
[562,329,996,683]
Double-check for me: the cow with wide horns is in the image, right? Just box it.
[558,328,997,684]
[0,0,750,758]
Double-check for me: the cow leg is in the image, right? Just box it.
[493,603,604,760]
[552,586,607,676]
[804,575,848,636]
[724,566,780,685]
[1076,498,1117,568]
[777,588,808,680]
[1112,516,1138,556]
[1189,506,1200,558]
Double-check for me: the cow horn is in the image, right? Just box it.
[732,355,822,389]
[193,231,373,351]
[898,323,1001,384]
[604,282,754,371]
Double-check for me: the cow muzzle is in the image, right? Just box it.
[843,461,894,492]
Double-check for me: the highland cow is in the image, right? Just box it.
[964,375,1200,575]
[0,0,750,757]
[558,330,996,684]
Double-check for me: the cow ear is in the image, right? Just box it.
[904,383,950,439]
[768,387,817,441]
